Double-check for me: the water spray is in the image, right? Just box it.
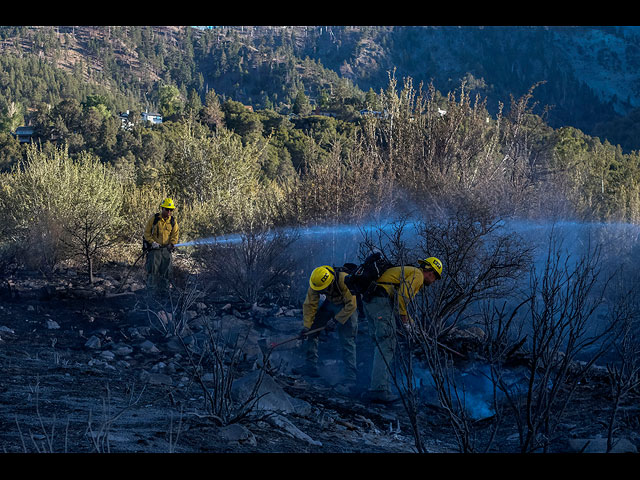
[174,221,419,249]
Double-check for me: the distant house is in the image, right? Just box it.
[12,126,35,143]
[119,110,163,130]
[119,111,134,130]
[141,111,163,125]
[359,109,387,119]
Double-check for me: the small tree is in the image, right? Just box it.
[3,144,125,281]
[605,290,640,452]
[499,231,618,453]
[58,152,125,283]
[292,90,312,116]
[200,225,300,305]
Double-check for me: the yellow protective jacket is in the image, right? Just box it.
[375,266,424,317]
[144,213,179,247]
[302,269,357,328]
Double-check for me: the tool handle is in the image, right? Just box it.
[268,325,327,350]
[302,325,327,337]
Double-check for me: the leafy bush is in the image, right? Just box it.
[2,144,126,280]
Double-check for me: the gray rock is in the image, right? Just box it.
[100,350,116,361]
[289,396,315,417]
[84,335,101,349]
[139,340,160,353]
[250,303,270,317]
[267,414,322,446]
[231,370,296,414]
[46,319,60,329]
[141,371,173,386]
[218,424,257,446]
[151,361,167,371]
[112,344,133,356]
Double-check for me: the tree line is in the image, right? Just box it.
[2,73,640,285]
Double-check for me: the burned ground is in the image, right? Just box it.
[0,266,638,454]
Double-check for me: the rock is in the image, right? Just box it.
[84,335,101,349]
[127,327,146,339]
[156,310,172,327]
[46,320,60,329]
[218,424,257,446]
[165,336,184,353]
[231,370,296,414]
[139,340,160,353]
[289,396,315,417]
[0,326,15,334]
[100,350,116,361]
[151,362,166,371]
[188,316,208,330]
[568,437,637,453]
[112,344,133,356]
[250,303,270,317]
[129,282,145,292]
[267,414,322,446]
[141,372,173,386]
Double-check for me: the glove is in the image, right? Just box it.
[324,318,337,332]
[151,242,160,249]
[300,327,310,337]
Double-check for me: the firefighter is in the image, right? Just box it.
[293,265,359,393]
[362,257,442,404]
[143,198,179,294]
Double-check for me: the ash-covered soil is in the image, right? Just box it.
[0,265,638,454]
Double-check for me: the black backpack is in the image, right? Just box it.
[343,251,395,297]
[142,213,175,251]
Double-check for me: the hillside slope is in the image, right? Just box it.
[2,26,640,150]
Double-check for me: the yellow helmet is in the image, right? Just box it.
[419,257,443,279]
[160,198,175,209]
[309,266,335,291]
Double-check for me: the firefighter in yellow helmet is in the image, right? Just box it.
[292,265,359,393]
[361,256,442,404]
[143,198,180,294]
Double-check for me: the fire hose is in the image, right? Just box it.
[114,244,177,294]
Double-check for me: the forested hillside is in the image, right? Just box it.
[3,26,640,146]
[2,25,640,279]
